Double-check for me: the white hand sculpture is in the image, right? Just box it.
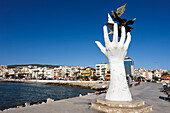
[95,23,132,101]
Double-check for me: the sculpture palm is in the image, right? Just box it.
[95,22,132,101]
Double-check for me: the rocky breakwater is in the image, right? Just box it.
[0,79,25,83]
[0,79,110,91]
[45,81,110,91]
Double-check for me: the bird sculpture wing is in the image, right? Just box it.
[111,11,126,23]
[125,18,136,25]
[116,3,127,17]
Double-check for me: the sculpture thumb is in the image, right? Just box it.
[95,41,106,54]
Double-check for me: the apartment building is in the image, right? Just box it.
[95,63,110,79]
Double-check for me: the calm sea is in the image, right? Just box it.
[0,82,95,110]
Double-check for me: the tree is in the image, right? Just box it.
[65,73,69,78]
[153,76,159,81]
[73,72,78,80]
[77,68,81,80]
[89,68,95,80]
[162,72,169,76]
[137,76,145,82]
[41,70,45,80]
[77,68,81,76]
[33,71,37,79]
[18,74,24,79]
[5,72,9,78]
[37,70,40,78]
[42,70,45,76]
[91,75,99,81]
[101,68,106,79]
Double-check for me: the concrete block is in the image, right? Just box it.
[17,106,23,108]
[46,98,54,103]
[97,99,145,108]
[25,102,30,107]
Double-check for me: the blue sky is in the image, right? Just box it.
[0,0,169,70]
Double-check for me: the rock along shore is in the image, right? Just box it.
[0,79,110,90]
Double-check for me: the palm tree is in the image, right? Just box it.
[5,72,9,78]
[65,73,69,78]
[77,68,81,80]
[73,72,78,81]
[42,70,45,80]
[36,70,40,79]
[77,68,81,75]
[33,71,37,79]
[101,68,106,80]
[89,68,95,80]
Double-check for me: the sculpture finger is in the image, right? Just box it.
[124,32,131,50]
[103,25,110,47]
[95,41,106,54]
[113,23,118,44]
[119,26,126,46]
[108,13,114,24]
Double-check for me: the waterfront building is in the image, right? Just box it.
[140,71,153,81]
[8,69,15,75]
[0,65,8,78]
[95,63,110,79]
[0,65,7,69]
[124,57,135,77]
[80,67,95,81]
[28,67,45,78]
[154,71,162,78]
[21,67,29,72]
[63,66,72,77]
[44,69,58,78]
[105,70,110,81]
[145,71,153,80]
[70,66,85,77]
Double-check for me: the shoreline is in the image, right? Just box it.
[0,79,110,90]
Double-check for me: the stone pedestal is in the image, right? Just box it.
[91,99,152,113]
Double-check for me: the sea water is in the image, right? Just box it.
[0,82,95,110]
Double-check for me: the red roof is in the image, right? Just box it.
[161,75,170,79]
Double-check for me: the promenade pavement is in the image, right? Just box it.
[1,82,170,113]
[130,82,170,113]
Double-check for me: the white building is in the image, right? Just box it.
[29,67,45,78]
[95,63,110,78]
[8,69,15,75]
[155,73,162,78]
[44,69,56,78]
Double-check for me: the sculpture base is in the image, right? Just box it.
[91,99,152,113]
